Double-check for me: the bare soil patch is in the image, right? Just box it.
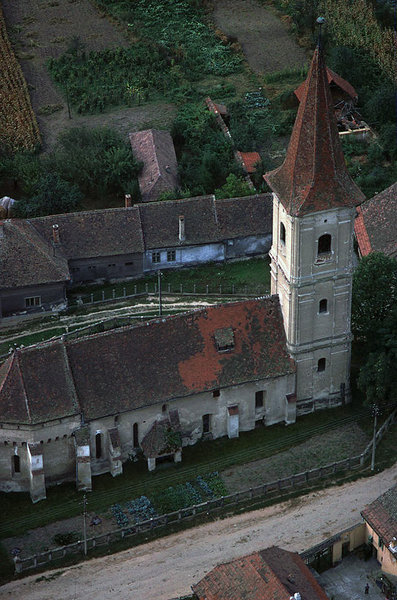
[223,423,370,491]
[1,0,175,149]
[212,0,308,73]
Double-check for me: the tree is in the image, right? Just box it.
[14,173,83,218]
[214,173,254,199]
[352,253,397,409]
[351,252,397,345]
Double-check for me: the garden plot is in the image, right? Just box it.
[212,0,308,73]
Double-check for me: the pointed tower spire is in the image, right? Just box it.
[265,33,365,216]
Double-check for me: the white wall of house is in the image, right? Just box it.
[143,243,225,272]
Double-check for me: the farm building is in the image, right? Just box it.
[0,193,272,319]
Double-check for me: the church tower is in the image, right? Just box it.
[264,42,365,414]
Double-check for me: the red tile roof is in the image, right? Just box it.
[192,546,328,600]
[237,151,262,174]
[354,206,372,257]
[0,297,295,424]
[129,129,179,202]
[265,46,365,217]
[355,182,397,258]
[361,484,397,546]
[295,66,358,103]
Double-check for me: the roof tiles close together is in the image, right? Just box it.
[0,297,294,425]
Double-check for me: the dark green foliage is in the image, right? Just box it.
[327,46,381,100]
[363,85,396,127]
[352,253,397,409]
[172,103,236,195]
[45,127,141,199]
[214,173,254,199]
[47,0,241,114]
[14,173,83,218]
[52,531,79,546]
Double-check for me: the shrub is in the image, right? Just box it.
[14,173,83,218]
[52,531,79,546]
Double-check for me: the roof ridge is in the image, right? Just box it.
[15,351,32,423]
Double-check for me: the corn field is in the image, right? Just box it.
[0,6,41,152]
[320,0,396,83]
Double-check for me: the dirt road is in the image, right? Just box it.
[2,464,396,600]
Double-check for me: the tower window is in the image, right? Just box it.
[318,234,331,255]
[280,222,286,244]
[319,299,328,313]
[317,358,326,372]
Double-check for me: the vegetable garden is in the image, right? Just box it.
[110,473,227,528]
[47,0,242,114]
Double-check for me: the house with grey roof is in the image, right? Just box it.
[0,193,272,319]
[354,182,397,259]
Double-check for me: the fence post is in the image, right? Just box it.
[206,285,209,294]
[90,293,94,303]
[134,285,137,295]
[123,287,126,297]
[193,283,196,294]
[168,283,171,293]
[102,290,105,301]
[249,487,253,499]
[145,283,148,293]
[232,284,235,294]
[180,283,183,294]
[219,284,222,294]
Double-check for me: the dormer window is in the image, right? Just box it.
[280,222,286,244]
[318,234,331,255]
[214,327,234,352]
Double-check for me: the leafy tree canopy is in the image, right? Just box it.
[214,173,255,199]
[13,172,83,218]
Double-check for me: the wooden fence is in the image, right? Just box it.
[13,408,396,574]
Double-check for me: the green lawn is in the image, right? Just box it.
[0,401,375,540]
[68,257,271,304]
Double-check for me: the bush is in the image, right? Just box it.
[52,531,79,546]
[14,173,83,218]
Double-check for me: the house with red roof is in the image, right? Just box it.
[192,546,329,600]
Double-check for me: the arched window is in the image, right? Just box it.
[133,423,139,448]
[280,222,286,244]
[318,234,331,255]
[317,358,326,372]
[13,454,20,474]
[319,299,328,313]
[95,433,102,459]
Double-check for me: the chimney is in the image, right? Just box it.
[125,194,132,208]
[179,215,185,242]
[52,224,60,244]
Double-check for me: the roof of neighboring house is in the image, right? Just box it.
[129,129,179,202]
[31,208,145,260]
[295,66,358,103]
[192,546,329,600]
[265,45,365,217]
[138,193,272,249]
[354,182,397,258]
[0,297,295,424]
[361,483,397,545]
[0,193,272,291]
[237,151,262,174]
[0,220,69,289]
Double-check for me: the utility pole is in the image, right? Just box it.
[82,493,88,556]
[158,270,163,316]
[371,404,380,471]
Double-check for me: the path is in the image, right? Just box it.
[213,0,308,73]
[2,464,396,600]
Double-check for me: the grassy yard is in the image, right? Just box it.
[68,257,271,303]
[0,401,375,540]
